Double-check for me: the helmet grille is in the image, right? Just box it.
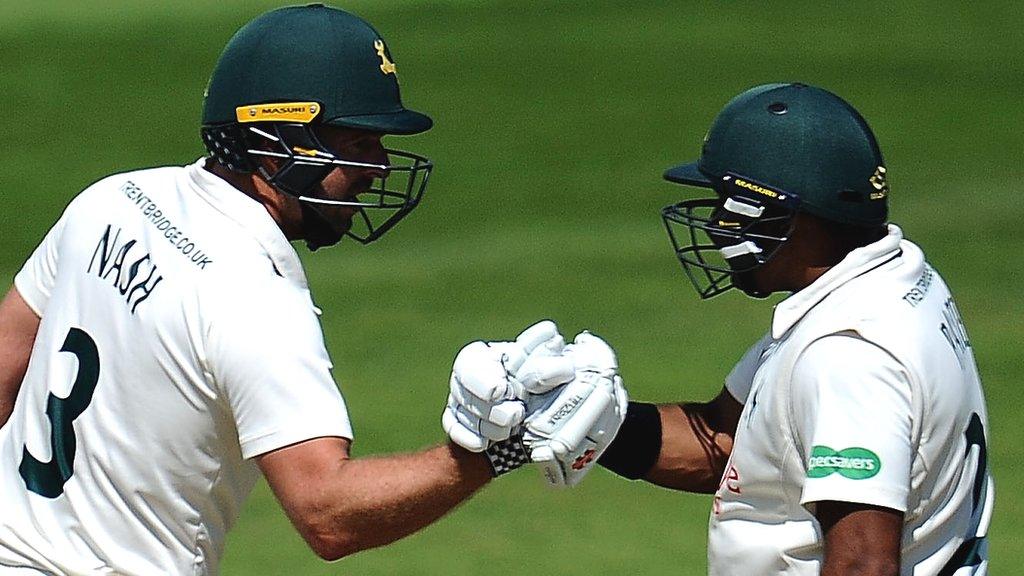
[201,125,256,173]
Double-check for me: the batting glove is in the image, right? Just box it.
[522,331,628,486]
[442,320,575,455]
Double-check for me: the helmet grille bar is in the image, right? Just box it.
[660,194,795,299]
[201,120,433,246]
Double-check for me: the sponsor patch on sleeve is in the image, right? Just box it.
[807,446,881,479]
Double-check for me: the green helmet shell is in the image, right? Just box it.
[202,4,431,135]
[664,83,888,226]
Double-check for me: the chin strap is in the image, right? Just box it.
[299,201,345,251]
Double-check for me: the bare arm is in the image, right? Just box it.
[257,436,492,561]
[817,501,902,576]
[643,387,743,493]
[0,286,41,427]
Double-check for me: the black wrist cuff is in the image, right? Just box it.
[597,401,662,480]
[484,435,529,477]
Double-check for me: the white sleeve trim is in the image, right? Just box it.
[13,270,46,318]
[241,423,354,460]
[802,483,909,513]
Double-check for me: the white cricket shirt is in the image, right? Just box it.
[708,225,993,575]
[0,160,353,574]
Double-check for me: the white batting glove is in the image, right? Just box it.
[566,330,619,379]
[522,331,628,486]
[443,320,575,453]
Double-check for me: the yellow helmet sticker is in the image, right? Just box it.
[292,147,320,157]
[734,178,786,201]
[374,39,397,76]
[235,102,322,124]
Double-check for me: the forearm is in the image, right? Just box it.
[600,388,740,493]
[643,402,734,492]
[326,443,490,556]
[821,557,899,576]
[264,439,492,560]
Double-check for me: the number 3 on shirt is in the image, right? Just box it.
[19,328,100,499]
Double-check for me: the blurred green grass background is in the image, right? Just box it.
[2,1,1021,573]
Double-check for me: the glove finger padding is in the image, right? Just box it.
[501,322,569,397]
[514,320,562,359]
[449,374,525,427]
[443,396,525,451]
[567,331,618,377]
[450,322,569,407]
[442,404,488,453]
[451,321,567,402]
[444,320,569,457]
[444,392,524,443]
[515,345,574,394]
[523,373,628,487]
[485,320,561,378]
[452,341,514,402]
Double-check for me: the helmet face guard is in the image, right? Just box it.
[661,173,799,299]
[299,147,431,245]
[202,120,432,246]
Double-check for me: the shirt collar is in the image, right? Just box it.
[771,224,904,339]
[184,158,309,289]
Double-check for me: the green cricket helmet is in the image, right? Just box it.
[201,3,433,248]
[661,83,890,298]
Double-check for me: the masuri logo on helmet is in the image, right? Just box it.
[235,103,322,124]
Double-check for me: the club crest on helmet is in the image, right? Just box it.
[869,165,889,200]
[374,39,397,76]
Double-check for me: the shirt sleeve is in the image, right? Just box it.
[206,278,353,459]
[725,332,773,403]
[791,333,913,512]
[13,209,70,317]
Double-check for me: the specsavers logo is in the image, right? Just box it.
[807,446,881,480]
